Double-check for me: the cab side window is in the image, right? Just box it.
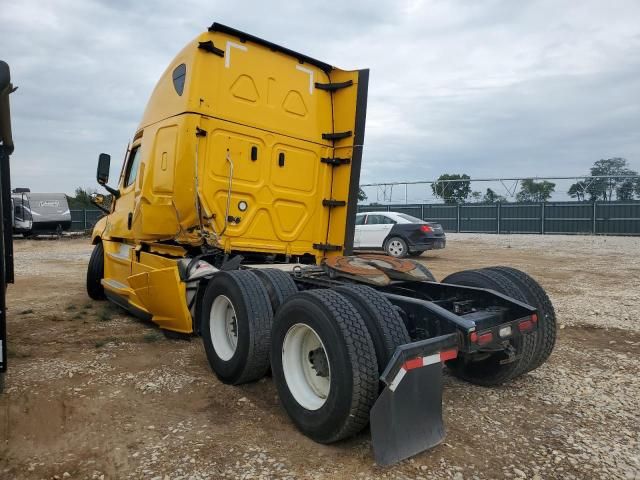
[355,215,366,226]
[124,147,142,188]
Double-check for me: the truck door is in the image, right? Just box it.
[109,144,142,239]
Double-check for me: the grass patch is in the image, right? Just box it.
[95,336,119,348]
[142,331,163,343]
[66,304,77,311]
[20,309,34,315]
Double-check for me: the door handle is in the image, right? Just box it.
[127,212,133,230]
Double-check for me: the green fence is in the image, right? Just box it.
[73,202,640,235]
[358,201,640,235]
[70,209,105,231]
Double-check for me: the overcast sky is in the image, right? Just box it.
[2,0,639,201]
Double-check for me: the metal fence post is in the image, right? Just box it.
[541,202,545,234]
[83,209,87,230]
[497,202,501,234]
[421,203,424,220]
[593,201,597,234]
[457,204,460,233]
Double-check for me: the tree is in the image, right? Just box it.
[516,179,556,203]
[567,181,587,201]
[585,158,637,201]
[431,174,471,204]
[483,188,506,203]
[616,179,636,201]
[67,187,96,209]
[470,191,482,203]
[357,188,367,202]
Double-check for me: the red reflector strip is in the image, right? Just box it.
[531,313,538,323]
[403,357,424,371]
[477,332,493,345]
[390,349,455,392]
[519,319,534,332]
[440,349,458,362]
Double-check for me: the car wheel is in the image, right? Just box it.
[385,237,408,258]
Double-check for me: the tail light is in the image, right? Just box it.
[519,319,534,332]
[469,331,493,346]
[420,225,432,233]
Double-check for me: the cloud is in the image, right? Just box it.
[1,0,639,200]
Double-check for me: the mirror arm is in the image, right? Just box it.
[99,182,120,199]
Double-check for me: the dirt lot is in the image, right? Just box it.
[1,234,639,479]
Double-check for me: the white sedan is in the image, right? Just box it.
[353,211,446,258]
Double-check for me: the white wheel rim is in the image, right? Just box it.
[388,240,404,257]
[210,295,238,361]
[282,323,331,410]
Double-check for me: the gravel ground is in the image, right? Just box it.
[0,235,639,479]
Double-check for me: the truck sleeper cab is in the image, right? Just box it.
[87,24,556,465]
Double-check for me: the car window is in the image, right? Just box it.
[355,214,366,226]
[124,146,142,188]
[367,215,395,225]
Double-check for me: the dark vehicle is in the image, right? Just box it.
[354,211,446,257]
[0,60,16,393]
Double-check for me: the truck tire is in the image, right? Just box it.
[200,270,273,385]
[86,242,106,300]
[252,268,298,313]
[441,269,537,386]
[385,237,409,258]
[481,266,556,373]
[334,284,410,375]
[408,260,436,281]
[271,290,378,443]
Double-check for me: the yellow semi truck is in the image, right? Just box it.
[87,24,556,465]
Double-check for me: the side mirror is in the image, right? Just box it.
[97,153,111,185]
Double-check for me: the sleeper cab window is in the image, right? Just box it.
[124,147,142,188]
[172,63,186,96]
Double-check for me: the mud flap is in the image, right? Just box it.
[370,334,458,466]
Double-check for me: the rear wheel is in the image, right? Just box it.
[271,290,378,443]
[441,269,536,386]
[200,270,273,385]
[481,266,556,372]
[385,237,408,258]
[334,284,410,375]
[252,268,298,313]
[86,242,106,300]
